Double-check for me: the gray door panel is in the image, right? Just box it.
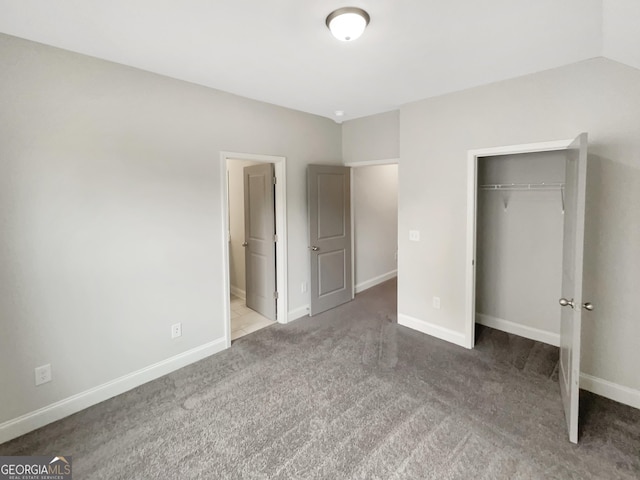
[244,163,276,321]
[308,165,352,315]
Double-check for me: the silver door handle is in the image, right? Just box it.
[559,298,575,308]
[242,242,248,247]
[583,302,594,311]
[310,246,319,251]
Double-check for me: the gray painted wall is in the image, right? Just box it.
[342,111,399,163]
[399,57,640,393]
[476,152,566,336]
[0,34,341,424]
[353,165,398,289]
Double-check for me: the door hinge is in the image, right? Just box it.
[273,234,278,242]
[273,177,277,185]
[274,291,279,299]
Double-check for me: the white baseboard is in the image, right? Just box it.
[287,305,309,323]
[355,270,397,294]
[230,286,246,300]
[476,313,560,347]
[0,337,227,444]
[580,373,640,410]
[398,314,468,348]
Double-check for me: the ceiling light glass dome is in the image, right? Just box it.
[326,7,370,42]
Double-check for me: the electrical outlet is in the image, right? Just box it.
[301,282,308,293]
[433,297,441,309]
[171,323,182,339]
[35,364,52,386]
[409,230,420,242]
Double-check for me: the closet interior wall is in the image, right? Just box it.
[476,151,566,343]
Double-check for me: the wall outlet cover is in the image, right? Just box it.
[409,230,420,241]
[171,323,182,339]
[35,364,52,386]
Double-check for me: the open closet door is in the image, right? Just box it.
[308,165,352,316]
[559,132,589,443]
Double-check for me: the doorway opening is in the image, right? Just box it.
[306,159,398,316]
[221,152,287,346]
[349,161,399,296]
[474,150,566,347]
[465,138,575,347]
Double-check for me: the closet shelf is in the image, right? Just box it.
[479,182,564,191]
[479,182,565,212]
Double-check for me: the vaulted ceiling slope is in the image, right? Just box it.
[0,1,638,121]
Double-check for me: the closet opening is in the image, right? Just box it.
[474,150,566,347]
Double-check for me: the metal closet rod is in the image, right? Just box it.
[479,182,565,212]
[479,182,564,191]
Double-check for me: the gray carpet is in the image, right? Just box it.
[2,278,639,479]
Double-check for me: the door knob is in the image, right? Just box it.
[583,302,594,311]
[310,246,319,251]
[242,242,248,247]
[559,298,575,308]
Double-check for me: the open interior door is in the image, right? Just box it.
[308,165,352,316]
[244,163,276,321]
[559,132,589,443]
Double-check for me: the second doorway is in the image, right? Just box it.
[228,158,277,340]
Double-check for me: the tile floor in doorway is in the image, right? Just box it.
[230,294,276,340]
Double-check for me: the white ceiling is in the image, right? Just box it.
[0,0,638,121]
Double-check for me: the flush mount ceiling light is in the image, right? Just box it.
[326,7,370,42]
